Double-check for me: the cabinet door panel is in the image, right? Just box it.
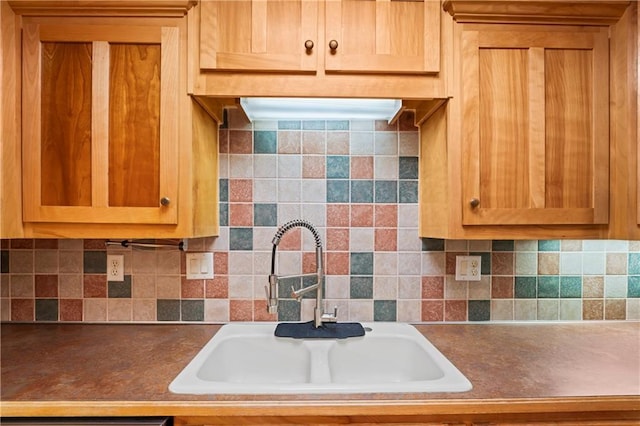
[325,0,440,74]
[462,26,609,226]
[40,42,93,207]
[109,43,161,208]
[200,0,318,72]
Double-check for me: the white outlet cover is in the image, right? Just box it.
[107,254,124,282]
[455,255,481,281]
[186,253,214,279]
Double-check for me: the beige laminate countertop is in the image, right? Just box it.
[1,322,639,422]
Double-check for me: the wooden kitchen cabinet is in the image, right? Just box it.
[1,1,222,238]
[22,20,180,225]
[199,0,439,74]
[418,3,626,240]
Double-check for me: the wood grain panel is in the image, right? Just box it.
[545,48,593,209]
[109,43,161,207]
[40,42,92,207]
[478,48,530,209]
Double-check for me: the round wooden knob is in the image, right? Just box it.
[160,197,171,206]
[470,198,480,208]
[328,39,338,50]
[304,40,314,50]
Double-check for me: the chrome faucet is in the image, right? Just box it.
[266,219,337,328]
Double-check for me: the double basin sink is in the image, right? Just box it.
[169,322,472,394]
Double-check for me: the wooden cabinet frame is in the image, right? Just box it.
[22,21,179,224]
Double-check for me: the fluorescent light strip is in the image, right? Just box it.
[240,98,402,121]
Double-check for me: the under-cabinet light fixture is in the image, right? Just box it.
[239,97,402,122]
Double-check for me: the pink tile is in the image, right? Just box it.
[421,300,444,321]
[327,204,350,227]
[279,228,301,251]
[205,276,228,298]
[182,278,204,298]
[492,252,514,275]
[11,239,33,249]
[83,275,107,298]
[59,299,83,321]
[326,252,349,275]
[302,131,325,154]
[11,299,34,321]
[445,300,467,321]
[218,129,229,153]
[374,229,397,251]
[326,132,349,154]
[253,300,277,321]
[491,276,514,298]
[327,228,350,251]
[302,252,318,274]
[422,276,444,299]
[229,179,253,202]
[229,203,253,226]
[34,239,58,249]
[214,252,229,275]
[278,131,301,154]
[351,204,373,227]
[446,252,464,275]
[375,120,397,132]
[351,156,373,179]
[302,156,325,178]
[83,239,105,250]
[228,130,252,154]
[375,205,397,227]
[230,299,253,321]
[35,275,58,297]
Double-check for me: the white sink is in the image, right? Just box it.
[169,322,472,394]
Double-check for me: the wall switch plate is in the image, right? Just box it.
[107,255,124,282]
[186,253,214,279]
[455,255,481,281]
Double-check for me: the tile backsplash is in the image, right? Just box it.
[1,110,639,323]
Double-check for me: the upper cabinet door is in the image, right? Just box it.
[22,22,179,224]
[199,0,319,72]
[324,0,440,74]
[461,25,609,226]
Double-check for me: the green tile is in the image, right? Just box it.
[628,253,640,275]
[35,299,58,321]
[302,120,326,130]
[254,131,277,153]
[350,276,373,299]
[181,300,204,322]
[327,156,350,179]
[83,251,106,273]
[351,252,373,275]
[278,299,301,321]
[538,276,559,298]
[157,299,180,321]
[278,120,301,130]
[219,179,229,202]
[492,240,515,251]
[374,180,397,203]
[422,239,445,251]
[538,240,560,251]
[515,277,537,298]
[468,300,490,321]
[219,203,229,227]
[108,276,132,298]
[628,276,640,298]
[229,228,253,250]
[326,180,349,203]
[327,120,349,130]
[398,181,418,203]
[559,276,582,298]
[399,157,418,179]
[351,180,374,203]
[254,203,278,227]
[374,300,397,321]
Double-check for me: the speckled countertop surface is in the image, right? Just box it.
[1,322,639,419]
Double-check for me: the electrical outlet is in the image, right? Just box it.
[455,255,481,281]
[107,254,124,282]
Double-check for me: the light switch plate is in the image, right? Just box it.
[186,253,214,279]
[455,255,481,281]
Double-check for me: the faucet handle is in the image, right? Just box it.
[321,305,338,323]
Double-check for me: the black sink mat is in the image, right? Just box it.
[274,321,365,339]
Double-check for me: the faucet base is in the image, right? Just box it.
[274,321,365,339]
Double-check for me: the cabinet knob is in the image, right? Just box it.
[328,39,339,51]
[469,198,480,208]
[304,40,314,50]
[160,197,171,206]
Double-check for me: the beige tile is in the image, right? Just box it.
[491,299,514,320]
[156,275,181,299]
[538,253,559,275]
[10,275,34,297]
[132,275,156,298]
[84,298,107,322]
[156,251,180,275]
[514,299,537,320]
[132,299,156,322]
[59,251,83,273]
[583,276,604,298]
[397,300,421,322]
[58,274,83,298]
[34,250,58,273]
[605,299,626,320]
[537,300,559,320]
[204,299,229,322]
[583,299,604,320]
[0,298,10,321]
[108,299,132,322]
[605,253,627,275]
[10,251,33,273]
